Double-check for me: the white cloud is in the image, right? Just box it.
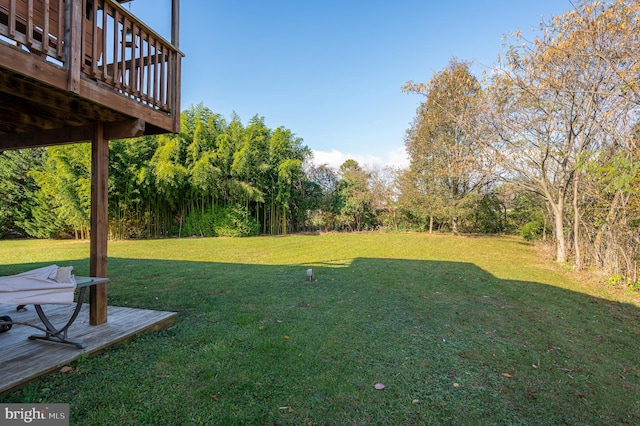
[311,147,409,170]
[386,146,410,169]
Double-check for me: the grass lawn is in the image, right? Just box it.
[0,233,639,425]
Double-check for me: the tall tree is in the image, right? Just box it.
[336,160,376,231]
[402,58,489,234]
[485,0,640,265]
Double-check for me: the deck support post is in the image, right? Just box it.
[89,122,109,325]
[171,0,181,133]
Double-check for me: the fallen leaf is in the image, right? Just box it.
[60,366,74,374]
[374,383,385,390]
[501,373,512,378]
[453,382,460,387]
[210,395,219,400]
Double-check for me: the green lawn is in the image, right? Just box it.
[1,233,639,425]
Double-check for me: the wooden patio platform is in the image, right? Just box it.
[0,304,177,394]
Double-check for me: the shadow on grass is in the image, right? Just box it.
[1,257,639,425]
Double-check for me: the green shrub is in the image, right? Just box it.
[182,205,259,237]
[472,193,505,234]
[521,220,544,241]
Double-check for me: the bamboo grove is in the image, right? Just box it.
[0,105,403,240]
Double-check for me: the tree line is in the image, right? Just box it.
[401,0,640,286]
[0,101,537,241]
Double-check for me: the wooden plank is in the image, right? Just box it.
[77,75,175,130]
[105,118,145,139]
[0,125,92,149]
[0,90,87,127]
[0,304,177,394]
[0,53,175,136]
[0,41,67,88]
[89,122,108,325]
[0,71,120,122]
[0,119,145,150]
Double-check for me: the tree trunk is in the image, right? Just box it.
[551,202,567,263]
[282,205,287,236]
[572,176,582,270]
[429,215,433,233]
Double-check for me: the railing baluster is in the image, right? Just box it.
[153,38,159,108]
[56,0,63,57]
[80,0,86,71]
[166,51,173,111]
[0,0,180,116]
[145,31,151,104]
[158,45,162,109]
[129,22,135,97]
[119,16,126,90]
[91,0,98,76]
[111,6,118,86]
[100,0,107,81]
[42,0,49,54]
[137,28,144,100]
[26,0,33,47]
[8,0,16,37]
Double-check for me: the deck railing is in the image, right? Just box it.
[0,0,181,114]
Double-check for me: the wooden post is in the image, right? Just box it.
[171,0,181,133]
[90,122,108,325]
[66,0,82,93]
[171,0,180,49]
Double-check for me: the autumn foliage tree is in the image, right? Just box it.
[484,0,640,278]
[402,59,492,234]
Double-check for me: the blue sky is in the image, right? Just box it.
[125,0,573,169]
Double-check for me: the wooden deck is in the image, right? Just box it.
[0,303,176,394]
[0,0,183,151]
